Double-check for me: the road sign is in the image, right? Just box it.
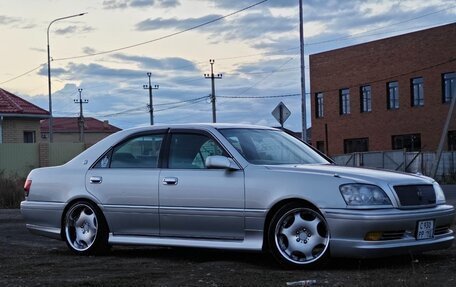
[272,102,291,127]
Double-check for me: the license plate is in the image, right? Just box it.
[416,220,434,240]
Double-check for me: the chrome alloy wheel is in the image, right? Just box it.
[274,207,329,265]
[65,203,99,252]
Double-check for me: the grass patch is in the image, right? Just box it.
[0,171,25,208]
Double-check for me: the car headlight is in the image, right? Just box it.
[433,181,446,204]
[340,184,392,207]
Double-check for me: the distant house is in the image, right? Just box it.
[0,88,49,143]
[40,117,121,144]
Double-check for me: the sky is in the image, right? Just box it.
[0,0,455,132]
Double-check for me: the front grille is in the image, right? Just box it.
[393,185,436,206]
[380,230,405,240]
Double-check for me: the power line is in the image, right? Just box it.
[218,93,301,99]
[98,95,209,117]
[52,0,268,62]
[154,97,208,112]
[155,95,209,106]
[227,57,295,97]
[0,1,269,85]
[0,63,45,85]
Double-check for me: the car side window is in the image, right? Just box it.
[168,133,225,169]
[95,134,164,168]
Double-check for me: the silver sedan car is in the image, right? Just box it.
[21,124,455,267]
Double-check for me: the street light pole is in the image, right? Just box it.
[299,0,307,142]
[47,12,86,142]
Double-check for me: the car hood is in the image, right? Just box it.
[264,164,434,186]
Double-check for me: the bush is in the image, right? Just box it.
[0,171,25,208]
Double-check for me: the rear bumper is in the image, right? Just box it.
[20,200,65,240]
[323,204,455,258]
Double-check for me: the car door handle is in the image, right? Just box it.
[90,176,103,184]
[162,177,178,185]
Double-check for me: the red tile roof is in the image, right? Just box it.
[0,88,49,116]
[40,117,121,133]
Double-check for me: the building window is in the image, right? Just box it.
[392,134,421,152]
[344,138,368,154]
[315,92,324,118]
[449,131,456,151]
[23,131,36,143]
[387,81,399,109]
[411,77,424,107]
[339,88,350,115]
[316,141,325,153]
[360,85,372,112]
[443,72,455,103]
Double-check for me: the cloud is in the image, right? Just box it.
[37,62,147,80]
[0,15,20,25]
[103,0,180,9]
[38,66,67,77]
[102,0,128,9]
[135,9,295,42]
[201,0,297,9]
[136,14,220,31]
[30,47,47,53]
[54,25,95,35]
[82,47,97,55]
[157,0,180,8]
[130,0,155,7]
[111,54,198,71]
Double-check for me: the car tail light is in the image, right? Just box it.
[24,180,32,197]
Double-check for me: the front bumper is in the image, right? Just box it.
[323,204,455,258]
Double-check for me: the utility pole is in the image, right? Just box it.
[143,72,159,125]
[299,0,307,142]
[204,59,222,123]
[74,88,88,143]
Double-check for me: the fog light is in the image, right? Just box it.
[365,231,383,241]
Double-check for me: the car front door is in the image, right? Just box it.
[159,130,245,240]
[85,132,165,236]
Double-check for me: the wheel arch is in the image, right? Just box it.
[60,197,109,240]
[262,198,322,251]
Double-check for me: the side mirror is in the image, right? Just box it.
[205,156,239,170]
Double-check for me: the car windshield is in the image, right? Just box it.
[219,128,329,165]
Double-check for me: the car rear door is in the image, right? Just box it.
[85,131,165,236]
[159,129,245,240]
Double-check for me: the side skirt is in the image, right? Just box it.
[108,230,264,251]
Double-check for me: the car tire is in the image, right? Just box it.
[63,201,109,255]
[268,203,330,268]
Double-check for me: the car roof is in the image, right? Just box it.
[119,123,278,134]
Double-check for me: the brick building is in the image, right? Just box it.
[310,23,456,156]
[0,88,49,143]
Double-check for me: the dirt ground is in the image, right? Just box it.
[1,192,455,287]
